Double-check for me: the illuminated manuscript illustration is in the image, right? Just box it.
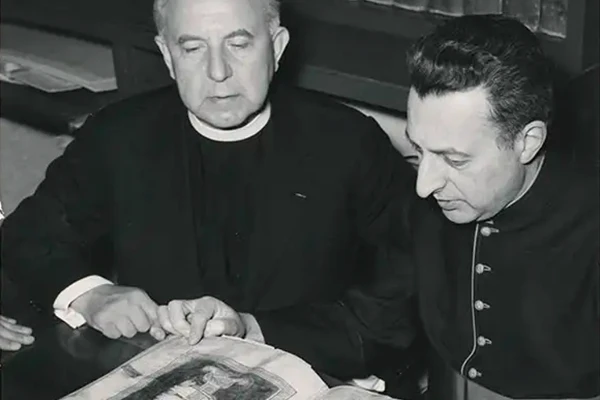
[61,336,396,400]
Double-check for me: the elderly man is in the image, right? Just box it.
[1,0,418,391]
[400,15,599,399]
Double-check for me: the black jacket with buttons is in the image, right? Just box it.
[404,150,600,398]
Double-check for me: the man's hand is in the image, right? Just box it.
[157,296,245,345]
[0,315,34,351]
[70,285,166,341]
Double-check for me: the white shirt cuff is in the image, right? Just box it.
[53,275,113,328]
[351,375,386,393]
[240,313,265,343]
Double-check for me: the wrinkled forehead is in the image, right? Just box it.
[165,0,268,38]
[406,87,498,151]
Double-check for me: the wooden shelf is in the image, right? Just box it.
[282,0,438,39]
[282,0,599,75]
[1,0,597,113]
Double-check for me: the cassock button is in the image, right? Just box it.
[474,300,489,311]
[480,226,499,237]
[477,336,492,347]
[468,368,482,379]
[475,263,491,274]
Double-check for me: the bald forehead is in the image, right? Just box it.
[164,0,269,30]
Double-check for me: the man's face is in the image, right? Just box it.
[156,0,289,129]
[405,86,528,224]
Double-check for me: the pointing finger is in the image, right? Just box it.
[157,305,177,335]
[137,293,159,324]
[168,301,191,337]
[188,313,211,345]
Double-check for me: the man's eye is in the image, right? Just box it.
[183,46,201,53]
[229,41,250,49]
[445,157,468,168]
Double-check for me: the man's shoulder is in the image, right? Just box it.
[268,84,387,158]
[551,151,598,206]
[271,84,377,129]
[68,85,183,158]
[90,85,181,125]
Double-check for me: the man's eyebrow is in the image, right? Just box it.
[404,129,470,157]
[177,30,254,45]
[177,34,205,45]
[224,29,254,40]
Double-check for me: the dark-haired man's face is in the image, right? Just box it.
[155,0,289,130]
[405,87,530,224]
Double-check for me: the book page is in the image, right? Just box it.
[320,386,400,400]
[61,335,329,400]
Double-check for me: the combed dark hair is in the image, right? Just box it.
[407,15,554,146]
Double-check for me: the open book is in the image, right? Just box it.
[60,335,399,400]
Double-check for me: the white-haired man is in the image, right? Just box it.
[2,0,420,394]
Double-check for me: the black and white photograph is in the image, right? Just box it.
[0,0,598,399]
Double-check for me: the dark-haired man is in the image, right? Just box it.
[401,15,599,399]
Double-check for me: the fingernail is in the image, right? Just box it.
[24,336,35,344]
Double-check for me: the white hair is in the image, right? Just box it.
[153,0,281,36]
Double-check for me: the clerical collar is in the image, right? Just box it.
[187,103,271,142]
[506,154,546,209]
[490,151,571,231]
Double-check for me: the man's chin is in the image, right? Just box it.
[201,114,248,130]
[441,208,476,224]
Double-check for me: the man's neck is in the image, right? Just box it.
[188,103,271,142]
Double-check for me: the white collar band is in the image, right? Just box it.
[188,103,271,142]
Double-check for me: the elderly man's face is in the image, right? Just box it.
[405,86,535,224]
[156,0,289,129]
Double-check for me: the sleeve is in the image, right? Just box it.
[1,112,114,311]
[53,275,114,328]
[254,119,420,380]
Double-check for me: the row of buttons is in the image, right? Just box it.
[465,223,499,381]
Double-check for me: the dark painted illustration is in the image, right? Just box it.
[109,355,296,400]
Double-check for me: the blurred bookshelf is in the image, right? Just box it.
[1,0,598,114]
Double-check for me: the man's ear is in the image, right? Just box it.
[515,120,547,164]
[155,35,176,80]
[271,26,290,71]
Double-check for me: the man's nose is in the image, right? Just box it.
[207,49,232,82]
[415,158,446,199]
